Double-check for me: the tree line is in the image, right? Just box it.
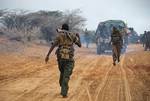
[0,9,86,43]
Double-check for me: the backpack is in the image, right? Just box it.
[56,31,76,60]
[58,46,74,59]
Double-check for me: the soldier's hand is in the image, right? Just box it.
[45,55,49,64]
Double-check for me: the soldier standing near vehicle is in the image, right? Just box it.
[144,31,150,51]
[45,23,81,98]
[111,27,123,66]
[147,31,150,50]
[143,31,147,48]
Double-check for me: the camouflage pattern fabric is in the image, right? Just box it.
[58,59,74,96]
[112,44,122,63]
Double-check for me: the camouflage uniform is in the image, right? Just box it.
[53,29,81,96]
[111,28,123,65]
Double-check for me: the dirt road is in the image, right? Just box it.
[0,44,150,101]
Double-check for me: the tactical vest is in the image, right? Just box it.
[56,31,76,60]
[111,30,122,45]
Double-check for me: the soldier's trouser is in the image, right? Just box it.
[145,42,150,51]
[112,44,121,62]
[58,59,74,96]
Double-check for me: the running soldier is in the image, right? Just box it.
[45,23,81,98]
[111,27,123,66]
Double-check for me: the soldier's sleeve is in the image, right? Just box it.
[74,34,81,47]
[53,35,60,46]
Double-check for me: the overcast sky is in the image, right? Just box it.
[0,0,150,34]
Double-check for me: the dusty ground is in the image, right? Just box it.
[0,38,150,101]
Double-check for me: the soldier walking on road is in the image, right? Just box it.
[143,31,150,51]
[45,23,81,98]
[111,27,123,66]
[142,31,147,47]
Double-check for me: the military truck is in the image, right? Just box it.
[95,20,128,54]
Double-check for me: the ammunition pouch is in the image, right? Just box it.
[57,46,74,59]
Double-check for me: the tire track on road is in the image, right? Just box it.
[95,55,131,101]
[94,59,113,101]
[80,56,113,101]
[120,55,132,101]
[66,56,98,101]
